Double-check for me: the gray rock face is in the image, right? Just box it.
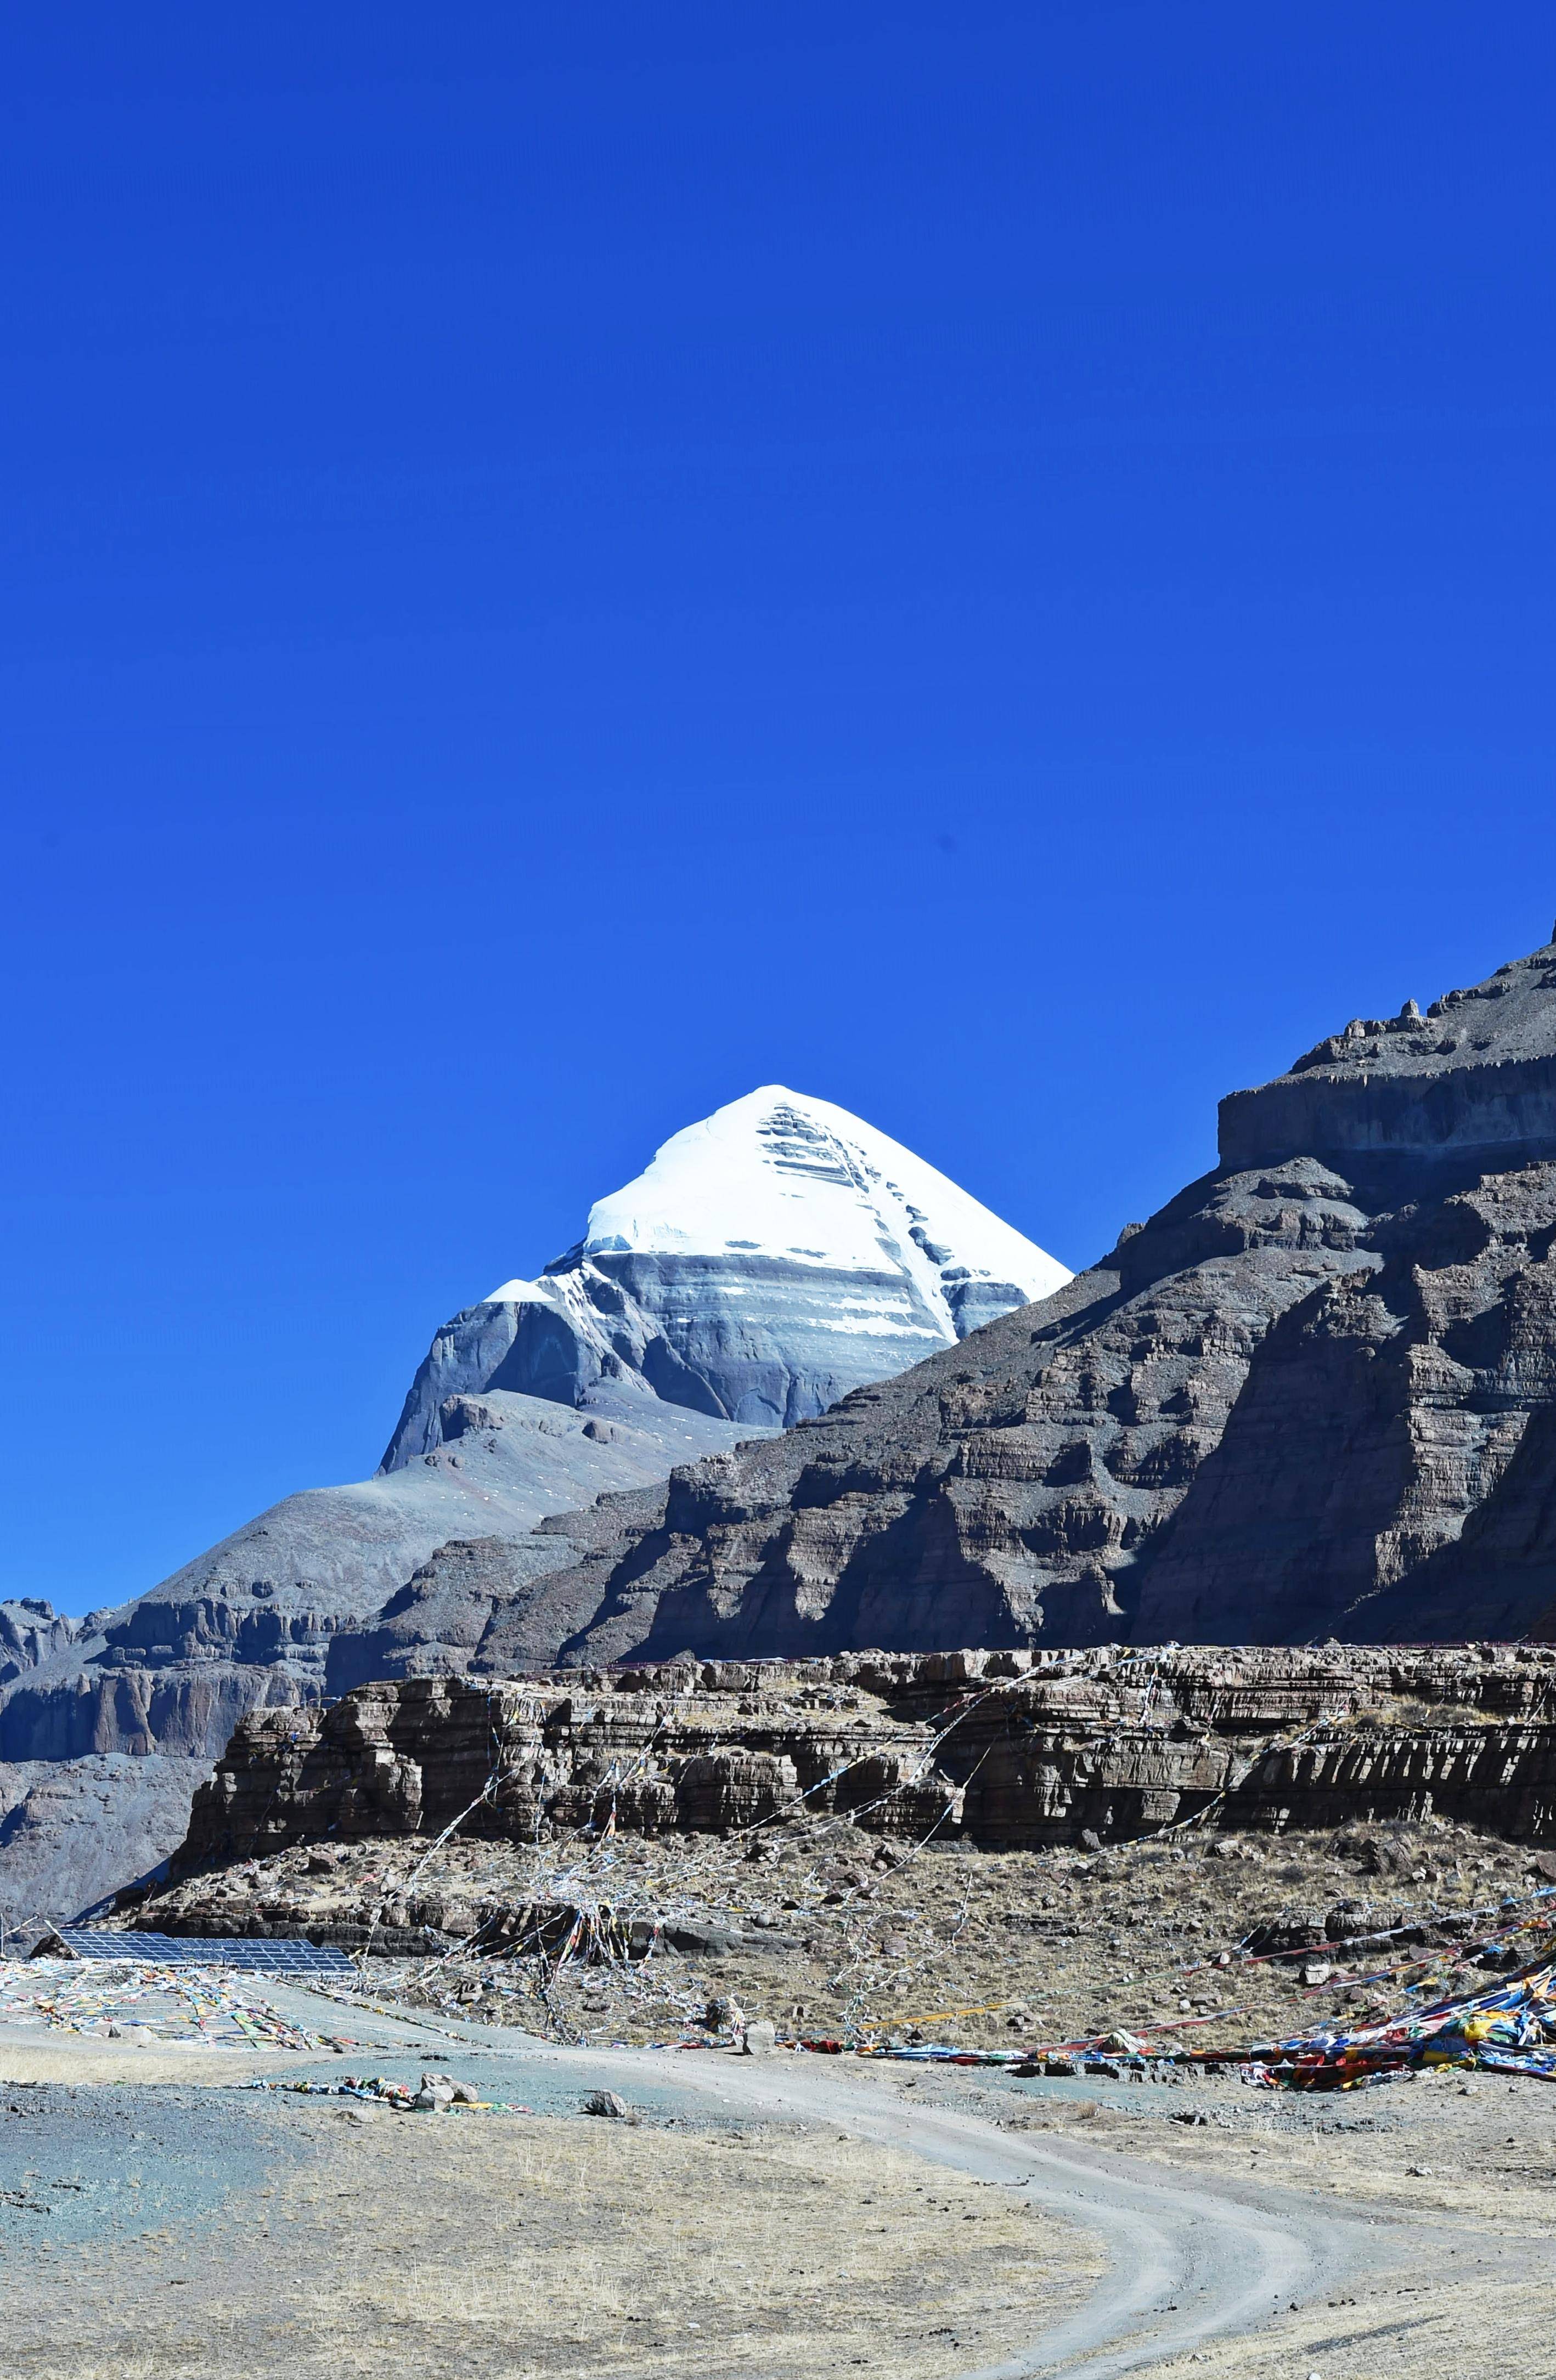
[0,1755,212,1936]
[1,1389,753,1766]
[1220,938,1556,1180]
[512,933,1556,1660]
[383,1086,1069,1457]
[325,1532,584,1697]
[0,1390,756,1918]
[0,1601,77,1689]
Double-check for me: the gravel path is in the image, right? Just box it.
[253,1981,1390,2378]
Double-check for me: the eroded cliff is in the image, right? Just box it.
[160,1643,1556,1907]
[514,934,1556,1659]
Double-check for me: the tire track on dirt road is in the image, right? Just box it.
[269,1985,1394,2378]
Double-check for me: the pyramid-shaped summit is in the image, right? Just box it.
[384,1086,1069,1461]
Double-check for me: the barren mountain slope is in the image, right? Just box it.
[524,933,1556,1659]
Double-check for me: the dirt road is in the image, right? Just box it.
[257,1982,1386,2378]
[610,2048,1348,2379]
[7,1974,1547,2377]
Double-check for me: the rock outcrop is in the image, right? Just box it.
[514,933,1556,1660]
[155,1645,1556,1908]
[0,1601,78,1689]
[1220,951,1556,1181]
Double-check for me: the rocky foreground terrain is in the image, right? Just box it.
[6,1988,1556,2380]
[105,1643,1556,2062]
[19,1651,1556,2379]
[133,1796,1552,2062]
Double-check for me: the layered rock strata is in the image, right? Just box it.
[0,1755,213,1934]
[156,1645,1556,1927]
[1220,945,1556,1180]
[518,933,1556,1659]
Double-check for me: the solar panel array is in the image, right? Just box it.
[52,1929,356,1975]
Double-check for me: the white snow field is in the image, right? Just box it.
[533,1084,1068,1327]
[388,1085,1071,1450]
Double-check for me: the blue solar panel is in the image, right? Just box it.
[52,1929,356,1975]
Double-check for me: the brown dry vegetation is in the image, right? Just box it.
[3,2100,1098,2380]
[214,1814,1554,2057]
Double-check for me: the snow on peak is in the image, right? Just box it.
[461,1087,1070,1433]
[483,1084,1069,1332]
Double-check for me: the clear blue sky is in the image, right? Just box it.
[4,3,1555,1613]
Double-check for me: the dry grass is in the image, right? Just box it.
[1149,2271,1553,2380]
[5,2102,1100,2379]
[0,2037,272,2086]
[1012,2068,1556,2380]
[305,1818,1547,2058]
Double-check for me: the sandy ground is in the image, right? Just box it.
[944,2060,1556,2379]
[0,2023,1096,2380]
[6,1984,1556,2380]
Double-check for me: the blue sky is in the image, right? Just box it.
[4,2,1555,1612]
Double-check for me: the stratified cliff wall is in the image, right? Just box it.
[515,935,1556,1661]
[161,1643,1556,1891]
[1219,952,1556,1174]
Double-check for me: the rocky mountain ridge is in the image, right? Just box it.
[0,1390,754,1927]
[18,933,1556,1929]
[0,1601,80,1689]
[506,931,1556,1663]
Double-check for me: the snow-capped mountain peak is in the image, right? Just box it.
[388,1086,1069,1458]
[564,1086,1068,1334]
